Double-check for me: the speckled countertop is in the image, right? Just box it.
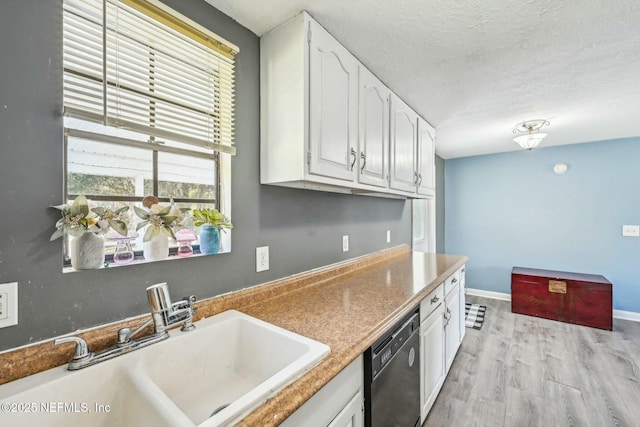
[0,247,467,426]
[235,250,468,427]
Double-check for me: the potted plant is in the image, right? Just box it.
[134,196,186,261]
[50,195,129,269]
[192,208,232,255]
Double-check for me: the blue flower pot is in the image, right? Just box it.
[199,224,220,255]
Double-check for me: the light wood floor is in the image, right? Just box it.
[423,295,640,427]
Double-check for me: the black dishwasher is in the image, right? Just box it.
[364,309,421,427]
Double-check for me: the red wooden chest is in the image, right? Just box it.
[511,267,612,330]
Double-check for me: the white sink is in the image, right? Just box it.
[141,310,330,426]
[0,310,330,427]
[0,362,176,427]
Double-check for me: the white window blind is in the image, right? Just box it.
[63,0,238,155]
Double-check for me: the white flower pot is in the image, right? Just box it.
[70,231,105,270]
[143,234,169,261]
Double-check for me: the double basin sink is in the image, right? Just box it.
[0,310,330,426]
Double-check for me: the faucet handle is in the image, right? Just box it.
[54,336,91,361]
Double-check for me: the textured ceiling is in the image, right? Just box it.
[205,0,640,158]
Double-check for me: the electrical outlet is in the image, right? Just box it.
[386,230,391,243]
[0,293,7,320]
[622,225,640,237]
[342,235,349,252]
[0,282,18,328]
[256,246,269,272]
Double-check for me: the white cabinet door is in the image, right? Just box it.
[308,20,359,181]
[358,66,389,188]
[280,356,363,427]
[420,303,446,421]
[389,94,418,193]
[444,282,461,372]
[459,266,466,342]
[327,391,364,427]
[417,118,435,196]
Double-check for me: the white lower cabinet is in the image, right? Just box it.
[327,390,363,427]
[280,356,363,427]
[444,281,461,372]
[419,265,466,423]
[459,266,466,342]
[419,302,445,421]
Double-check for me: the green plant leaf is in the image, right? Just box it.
[193,210,206,221]
[114,206,129,214]
[136,220,149,231]
[91,207,106,216]
[162,215,177,225]
[134,206,149,220]
[158,206,171,216]
[69,195,89,217]
[50,228,65,241]
[160,225,176,240]
[109,219,128,236]
[143,224,160,242]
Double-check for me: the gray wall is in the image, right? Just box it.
[0,0,412,351]
[435,155,445,253]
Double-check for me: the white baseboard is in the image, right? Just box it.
[466,288,511,302]
[613,310,640,322]
[466,287,640,323]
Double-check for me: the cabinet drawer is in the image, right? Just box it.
[444,271,461,296]
[420,283,444,322]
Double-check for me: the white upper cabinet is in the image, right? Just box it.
[358,66,389,188]
[390,94,418,193]
[417,118,436,196]
[260,11,434,199]
[308,19,359,181]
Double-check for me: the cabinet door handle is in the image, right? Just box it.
[430,296,439,304]
[360,151,367,173]
[418,173,423,186]
[414,171,419,185]
[452,278,458,284]
[350,148,357,171]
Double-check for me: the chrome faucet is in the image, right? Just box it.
[55,283,196,370]
[146,282,196,334]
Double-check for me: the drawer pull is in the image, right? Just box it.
[451,278,458,283]
[430,296,440,304]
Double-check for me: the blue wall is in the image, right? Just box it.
[445,138,640,312]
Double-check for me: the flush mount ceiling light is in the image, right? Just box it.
[512,119,550,150]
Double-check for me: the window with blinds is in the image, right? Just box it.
[63,0,238,155]
[61,0,237,262]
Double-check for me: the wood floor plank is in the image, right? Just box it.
[423,295,640,427]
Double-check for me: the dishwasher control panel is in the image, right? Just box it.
[370,309,420,379]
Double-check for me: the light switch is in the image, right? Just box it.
[622,225,640,237]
